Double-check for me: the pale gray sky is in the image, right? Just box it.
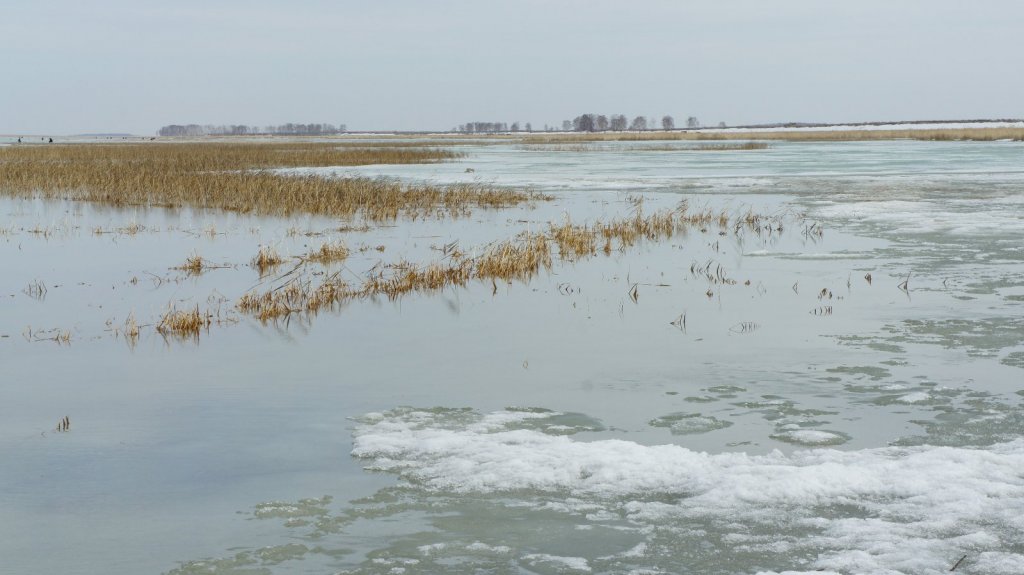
[2,0,1022,135]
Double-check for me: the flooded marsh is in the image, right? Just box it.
[2,138,1024,574]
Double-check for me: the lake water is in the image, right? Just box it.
[2,140,1023,574]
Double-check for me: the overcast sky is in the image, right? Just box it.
[2,0,1022,135]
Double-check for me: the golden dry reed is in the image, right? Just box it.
[174,254,207,275]
[301,240,350,264]
[235,201,781,322]
[156,304,212,338]
[0,142,543,220]
[251,245,285,275]
[548,200,744,258]
[238,231,555,321]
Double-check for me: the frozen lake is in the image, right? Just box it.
[2,139,1023,574]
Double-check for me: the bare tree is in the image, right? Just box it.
[524,122,532,132]
[562,120,573,131]
[629,116,648,131]
[510,122,520,132]
[596,115,609,131]
[574,114,596,132]
[717,121,726,129]
[661,115,675,130]
[610,115,627,131]
[686,116,700,129]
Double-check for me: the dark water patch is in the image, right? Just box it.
[884,317,1024,358]
[1001,351,1024,369]
[826,365,891,380]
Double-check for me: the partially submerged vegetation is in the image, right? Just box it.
[156,304,212,339]
[3,138,820,341]
[251,245,285,275]
[0,142,544,220]
[300,240,350,265]
[235,201,789,323]
[173,253,231,276]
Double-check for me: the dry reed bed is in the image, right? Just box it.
[0,143,543,220]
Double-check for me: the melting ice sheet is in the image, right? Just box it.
[340,407,1024,575]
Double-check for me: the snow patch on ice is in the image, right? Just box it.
[896,391,931,404]
[522,553,591,572]
[353,407,1024,575]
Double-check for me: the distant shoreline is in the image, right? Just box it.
[3,118,1024,141]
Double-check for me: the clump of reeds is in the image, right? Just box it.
[156,304,211,338]
[174,252,232,275]
[302,240,350,265]
[251,245,285,275]
[549,218,597,260]
[361,259,474,300]
[123,312,140,344]
[238,275,353,321]
[174,253,207,275]
[0,143,545,221]
[596,205,681,250]
[473,233,552,281]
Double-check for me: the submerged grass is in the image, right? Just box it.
[0,142,543,220]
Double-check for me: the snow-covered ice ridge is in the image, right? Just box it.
[353,407,1024,575]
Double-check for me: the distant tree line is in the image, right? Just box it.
[158,123,347,137]
[563,114,706,132]
[454,122,533,134]
[453,115,713,134]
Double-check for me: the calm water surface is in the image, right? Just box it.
[2,140,1023,574]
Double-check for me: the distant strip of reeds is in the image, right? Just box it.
[523,142,770,152]
[0,142,543,220]
[517,127,1024,143]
